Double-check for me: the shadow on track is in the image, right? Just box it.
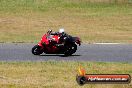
[39,54,81,57]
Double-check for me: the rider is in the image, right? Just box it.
[58,28,69,44]
[47,28,69,45]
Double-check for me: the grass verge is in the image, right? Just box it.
[0,61,131,88]
[0,0,132,43]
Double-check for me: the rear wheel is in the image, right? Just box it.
[64,44,77,56]
[32,45,43,55]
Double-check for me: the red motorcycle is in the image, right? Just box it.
[32,30,81,56]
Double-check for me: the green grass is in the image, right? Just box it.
[0,1,131,88]
[0,0,132,43]
[0,61,131,88]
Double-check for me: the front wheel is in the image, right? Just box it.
[32,45,43,55]
[64,44,77,56]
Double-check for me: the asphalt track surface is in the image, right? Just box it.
[0,43,132,62]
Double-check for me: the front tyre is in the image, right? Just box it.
[32,45,43,55]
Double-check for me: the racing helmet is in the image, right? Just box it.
[59,28,65,33]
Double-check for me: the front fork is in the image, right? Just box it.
[38,42,46,51]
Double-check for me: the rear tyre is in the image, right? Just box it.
[32,45,43,55]
[64,44,77,56]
